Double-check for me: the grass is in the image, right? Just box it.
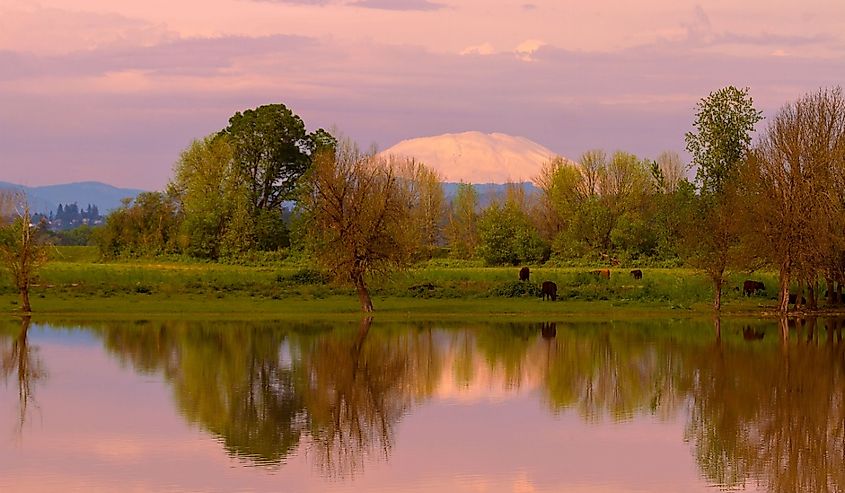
[0,246,812,319]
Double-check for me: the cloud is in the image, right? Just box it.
[460,43,495,56]
[515,39,546,61]
[349,0,445,11]
[1,22,844,189]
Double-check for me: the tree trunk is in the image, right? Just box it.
[807,279,817,310]
[825,276,836,305]
[19,287,31,313]
[777,261,791,314]
[712,276,723,312]
[353,274,374,312]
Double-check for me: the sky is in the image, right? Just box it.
[1,0,843,190]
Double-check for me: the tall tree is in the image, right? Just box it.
[298,141,418,312]
[444,183,479,259]
[742,87,845,312]
[222,104,335,251]
[170,134,239,259]
[684,86,763,311]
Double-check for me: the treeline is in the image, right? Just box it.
[96,86,845,312]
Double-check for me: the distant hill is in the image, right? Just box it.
[382,131,571,184]
[0,181,146,215]
[443,182,540,208]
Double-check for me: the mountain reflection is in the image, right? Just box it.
[68,316,845,491]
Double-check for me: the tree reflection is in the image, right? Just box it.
[96,318,439,476]
[686,317,845,492]
[87,316,845,491]
[0,317,45,428]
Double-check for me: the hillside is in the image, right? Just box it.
[0,181,145,215]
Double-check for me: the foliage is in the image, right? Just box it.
[95,192,181,258]
[683,86,763,311]
[476,198,548,266]
[488,280,542,297]
[685,86,763,196]
[444,182,479,259]
[0,193,49,312]
[297,142,420,311]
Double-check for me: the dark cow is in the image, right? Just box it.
[630,269,643,280]
[541,281,558,301]
[743,280,765,296]
[788,293,807,305]
[824,290,845,303]
[519,266,530,282]
[591,269,611,280]
[541,322,557,339]
[742,327,765,341]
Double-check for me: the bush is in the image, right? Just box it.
[489,280,542,298]
[277,268,330,285]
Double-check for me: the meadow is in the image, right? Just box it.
[0,246,790,318]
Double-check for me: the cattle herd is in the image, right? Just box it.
[519,267,647,301]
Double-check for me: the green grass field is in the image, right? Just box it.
[0,246,809,318]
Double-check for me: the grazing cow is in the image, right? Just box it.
[541,322,557,339]
[743,280,765,296]
[519,266,530,282]
[788,293,806,305]
[742,327,765,341]
[541,281,558,301]
[591,269,611,280]
[630,269,643,280]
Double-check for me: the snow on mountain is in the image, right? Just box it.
[381,131,564,184]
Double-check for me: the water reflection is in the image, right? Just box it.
[3,316,843,492]
[0,317,44,428]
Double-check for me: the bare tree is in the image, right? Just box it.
[655,150,686,193]
[299,141,419,312]
[743,87,845,312]
[0,191,49,313]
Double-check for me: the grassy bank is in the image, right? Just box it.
[0,246,804,319]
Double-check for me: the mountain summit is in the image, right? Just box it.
[382,131,561,184]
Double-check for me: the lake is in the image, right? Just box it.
[1,317,843,492]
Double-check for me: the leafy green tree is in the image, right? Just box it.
[445,183,479,259]
[223,104,335,250]
[96,192,181,258]
[684,86,762,311]
[170,134,238,259]
[477,195,547,266]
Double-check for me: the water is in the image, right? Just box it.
[1,317,843,492]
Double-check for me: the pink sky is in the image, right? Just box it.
[1,0,843,189]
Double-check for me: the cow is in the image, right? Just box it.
[630,269,643,280]
[541,322,557,339]
[743,280,765,296]
[742,327,765,341]
[541,281,558,301]
[519,266,530,282]
[591,269,611,280]
[788,293,806,305]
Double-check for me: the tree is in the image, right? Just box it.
[742,87,845,312]
[397,159,445,259]
[0,192,49,313]
[298,141,418,312]
[223,104,335,250]
[476,189,547,266]
[95,192,181,258]
[170,134,240,259]
[444,183,479,259]
[684,86,763,311]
